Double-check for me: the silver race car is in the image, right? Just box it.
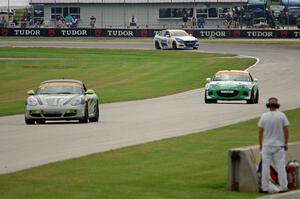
[154,29,199,50]
[25,79,99,124]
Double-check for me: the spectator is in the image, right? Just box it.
[0,16,8,27]
[182,10,188,28]
[129,15,137,27]
[191,16,197,28]
[244,12,252,28]
[71,17,78,28]
[65,14,73,28]
[90,16,96,28]
[57,16,65,28]
[232,13,239,28]
[224,12,232,28]
[258,97,289,193]
[197,17,205,28]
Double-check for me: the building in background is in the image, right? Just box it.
[29,0,247,28]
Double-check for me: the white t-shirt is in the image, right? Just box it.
[258,111,289,147]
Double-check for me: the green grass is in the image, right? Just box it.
[0,108,299,199]
[0,47,255,116]
[2,38,300,45]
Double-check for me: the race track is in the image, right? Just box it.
[0,41,300,174]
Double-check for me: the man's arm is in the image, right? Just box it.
[259,127,264,151]
[283,126,289,151]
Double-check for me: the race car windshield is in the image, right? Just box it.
[212,74,251,82]
[170,31,189,37]
[36,85,84,95]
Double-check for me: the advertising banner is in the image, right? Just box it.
[1,28,300,39]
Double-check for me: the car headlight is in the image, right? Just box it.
[27,97,38,106]
[175,38,184,43]
[209,84,219,89]
[70,97,85,106]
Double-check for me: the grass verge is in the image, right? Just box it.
[0,108,299,199]
[1,37,300,45]
[0,47,255,116]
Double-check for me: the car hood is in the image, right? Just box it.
[208,81,252,89]
[174,36,197,41]
[34,94,82,106]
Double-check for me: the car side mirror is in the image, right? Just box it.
[85,89,95,95]
[27,90,35,95]
[253,78,258,83]
[206,78,211,83]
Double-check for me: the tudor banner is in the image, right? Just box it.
[0,28,300,39]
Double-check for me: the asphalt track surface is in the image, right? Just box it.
[0,41,300,175]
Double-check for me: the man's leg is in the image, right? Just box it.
[274,147,288,191]
[262,147,272,191]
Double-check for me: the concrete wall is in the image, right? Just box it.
[228,142,300,193]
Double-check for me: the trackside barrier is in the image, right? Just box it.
[1,28,300,39]
[228,142,300,192]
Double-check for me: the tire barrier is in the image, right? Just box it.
[1,28,300,38]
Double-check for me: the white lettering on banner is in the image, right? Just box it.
[107,30,134,37]
[14,29,41,36]
[61,30,87,36]
[294,32,300,37]
[246,31,273,38]
[199,31,226,37]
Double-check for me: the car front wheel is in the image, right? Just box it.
[247,90,255,104]
[204,92,217,104]
[155,42,161,49]
[172,42,177,50]
[25,118,35,125]
[89,103,99,122]
[79,104,89,123]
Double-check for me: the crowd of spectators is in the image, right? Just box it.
[56,15,78,28]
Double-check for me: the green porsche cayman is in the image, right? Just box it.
[204,70,259,104]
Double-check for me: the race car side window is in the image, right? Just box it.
[161,30,166,37]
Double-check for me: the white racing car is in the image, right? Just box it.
[154,29,199,50]
[25,79,99,124]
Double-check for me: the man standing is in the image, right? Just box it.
[258,97,289,193]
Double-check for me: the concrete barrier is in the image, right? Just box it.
[228,142,300,193]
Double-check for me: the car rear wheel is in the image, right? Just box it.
[79,104,89,123]
[172,41,177,50]
[155,42,161,49]
[25,118,35,125]
[89,103,99,122]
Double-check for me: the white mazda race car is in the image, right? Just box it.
[154,29,199,50]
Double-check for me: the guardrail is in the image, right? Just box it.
[1,28,300,38]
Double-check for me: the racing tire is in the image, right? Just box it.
[155,42,161,50]
[25,118,35,125]
[247,90,255,104]
[89,103,99,122]
[204,92,217,104]
[79,104,89,123]
[254,90,259,104]
[193,47,198,50]
[172,42,177,50]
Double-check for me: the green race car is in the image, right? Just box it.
[204,70,259,104]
